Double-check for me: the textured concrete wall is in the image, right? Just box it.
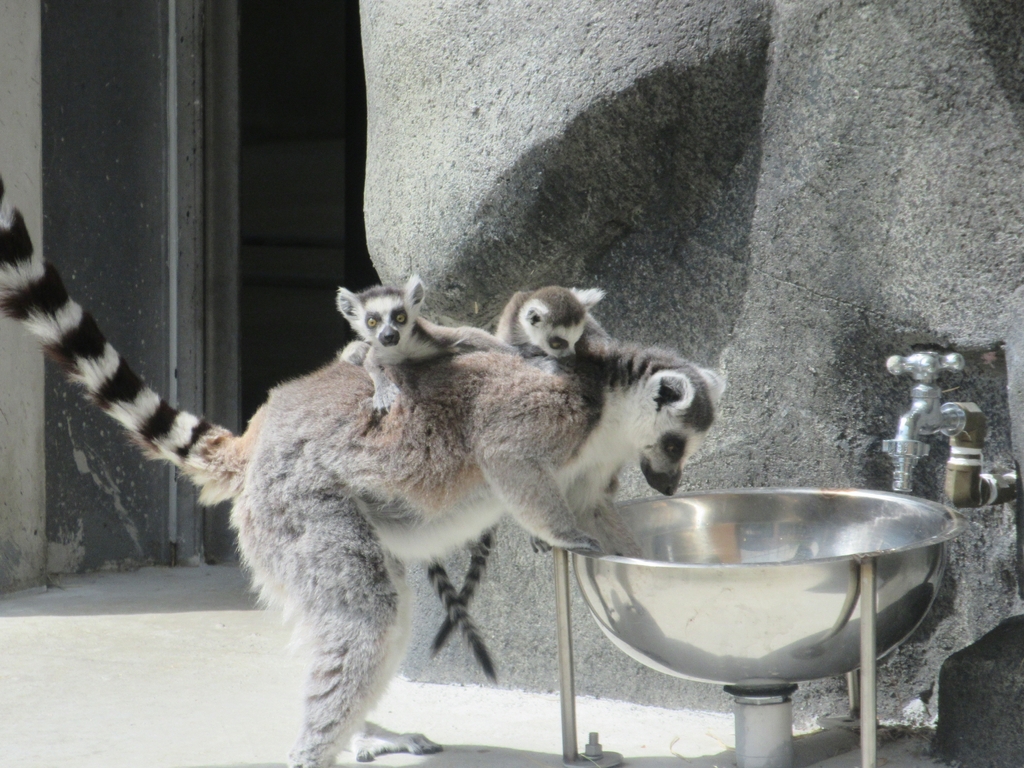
[362,0,1024,725]
[0,1,45,592]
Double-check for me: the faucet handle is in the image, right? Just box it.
[886,352,964,384]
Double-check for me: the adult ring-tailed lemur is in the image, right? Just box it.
[0,176,724,768]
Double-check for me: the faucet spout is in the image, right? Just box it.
[882,439,930,493]
[894,400,927,442]
[883,385,946,494]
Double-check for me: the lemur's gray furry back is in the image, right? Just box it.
[0,176,724,768]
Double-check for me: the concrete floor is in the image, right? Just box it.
[0,566,944,768]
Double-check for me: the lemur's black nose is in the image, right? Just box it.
[379,329,399,346]
[640,457,682,497]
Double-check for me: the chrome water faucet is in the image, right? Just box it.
[882,352,967,493]
[882,351,1017,506]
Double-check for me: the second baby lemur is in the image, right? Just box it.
[496,285,610,360]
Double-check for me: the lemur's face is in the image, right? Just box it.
[359,295,415,348]
[520,302,586,358]
[638,368,726,496]
[335,275,426,351]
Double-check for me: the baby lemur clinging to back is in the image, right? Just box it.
[338,280,636,680]
[496,285,610,359]
[336,275,513,413]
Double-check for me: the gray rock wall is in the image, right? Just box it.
[936,616,1024,766]
[361,0,1024,725]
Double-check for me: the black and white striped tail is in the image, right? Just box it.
[0,177,228,490]
[427,529,496,681]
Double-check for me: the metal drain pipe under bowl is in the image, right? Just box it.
[569,488,966,768]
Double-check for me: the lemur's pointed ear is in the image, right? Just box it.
[336,288,361,323]
[571,287,605,310]
[521,298,550,326]
[405,275,425,309]
[648,371,696,414]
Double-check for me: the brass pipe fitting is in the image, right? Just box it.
[942,403,983,512]
[944,402,1017,507]
[945,403,986,507]
[982,469,1019,506]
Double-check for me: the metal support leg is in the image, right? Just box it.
[554,548,579,766]
[847,670,860,720]
[860,557,877,768]
[554,548,622,768]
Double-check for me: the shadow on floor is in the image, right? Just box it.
[181,729,863,768]
[0,565,258,617]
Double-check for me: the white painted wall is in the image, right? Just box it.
[0,0,45,592]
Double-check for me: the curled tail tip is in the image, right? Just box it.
[469,635,497,682]
[0,209,33,264]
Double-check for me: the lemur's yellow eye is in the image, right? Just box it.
[395,313,407,324]
[367,318,378,328]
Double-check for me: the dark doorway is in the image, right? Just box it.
[238,0,378,424]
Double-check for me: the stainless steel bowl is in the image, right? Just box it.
[572,488,967,687]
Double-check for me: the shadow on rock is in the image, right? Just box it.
[431,26,772,345]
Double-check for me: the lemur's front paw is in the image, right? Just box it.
[530,536,552,554]
[371,389,397,415]
[339,340,370,366]
[549,531,602,554]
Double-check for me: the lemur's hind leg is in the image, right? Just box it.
[350,572,443,762]
[260,497,432,768]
